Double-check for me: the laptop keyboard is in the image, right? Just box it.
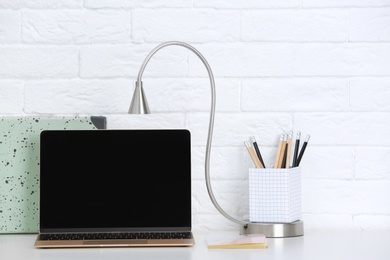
[39,232,193,241]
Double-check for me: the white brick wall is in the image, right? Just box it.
[22,10,131,44]
[1,0,389,232]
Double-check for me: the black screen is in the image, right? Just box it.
[39,129,191,232]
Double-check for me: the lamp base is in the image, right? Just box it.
[239,220,304,238]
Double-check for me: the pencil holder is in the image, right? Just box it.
[249,167,301,223]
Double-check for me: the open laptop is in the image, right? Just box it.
[34,129,195,248]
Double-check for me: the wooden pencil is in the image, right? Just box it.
[277,135,287,168]
[245,141,263,168]
[274,134,284,168]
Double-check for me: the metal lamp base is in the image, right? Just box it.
[240,220,304,238]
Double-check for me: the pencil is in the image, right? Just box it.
[250,136,265,168]
[292,131,301,167]
[244,141,264,168]
[274,134,284,168]
[296,135,310,166]
[286,131,293,169]
[277,135,287,168]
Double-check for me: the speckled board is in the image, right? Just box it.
[0,116,106,233]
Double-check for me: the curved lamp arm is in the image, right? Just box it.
[130,41,247,226]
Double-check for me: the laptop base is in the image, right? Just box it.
[35,239,195,248]
[34,231,195,248]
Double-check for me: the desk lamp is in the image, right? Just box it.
[128,41,303,237]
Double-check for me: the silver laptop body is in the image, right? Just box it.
[35,129,194,248]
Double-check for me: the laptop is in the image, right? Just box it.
[34,129,195,248]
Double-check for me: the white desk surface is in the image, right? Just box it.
[1,230,389,260]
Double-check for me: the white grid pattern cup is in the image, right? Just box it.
[249,167,301,223]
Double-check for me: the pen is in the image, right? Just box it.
[296,135,310,166]
[286,131,293,169]
[292,131,301,167]
[274,134,284,168]
[244,141,264,168]
[250,136,265,168]
[281,141,288,168]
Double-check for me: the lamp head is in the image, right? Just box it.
[128,81,150,114]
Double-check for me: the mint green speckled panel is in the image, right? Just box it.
[0,116,106,233]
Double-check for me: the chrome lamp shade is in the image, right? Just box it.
[128,81,150,114]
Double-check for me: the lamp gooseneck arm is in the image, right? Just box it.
[136,41,247,226]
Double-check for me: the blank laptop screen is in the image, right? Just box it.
[39,129,191,232]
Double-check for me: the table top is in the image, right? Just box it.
[1,230,390,260]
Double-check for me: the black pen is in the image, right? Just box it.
[292,131,301,167]
[250,136,265,168]
[296,135,310,166]
[286,131,293,168]
[281,141,288,168]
